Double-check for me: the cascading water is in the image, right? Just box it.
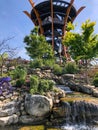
[57,100,98,130]
[61,101,98,125]
[61,124,98,130]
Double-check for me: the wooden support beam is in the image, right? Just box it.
[62,0,74,61]
[72,6,86,22]
[28,0,44,34]
[50,0,54,50]
[23,11,36,25]
[63,0,74,36]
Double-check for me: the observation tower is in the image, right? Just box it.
[24,0,85,60]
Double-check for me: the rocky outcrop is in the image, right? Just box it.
[25,94,53,117]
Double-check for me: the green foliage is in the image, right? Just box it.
[30,59,43,69]
[30,75,39,94]
[94,72,98,78]
[16,79,25,87]
[63,62,78,74]
[29,75,54,94]
[38,79,54,94]
[66,22,75,31]
[53,64,63,75]
[43,59,55,68]
[93,77,98,87]
[9,66,27,80]
[63,20,98,61]
[48,80,54,90]
[24,27,54,60]
[38,79,49,93]
[93,72,98,87]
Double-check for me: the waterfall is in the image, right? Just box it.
[60,101,98,125]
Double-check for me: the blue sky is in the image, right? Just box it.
[0,0,98,59]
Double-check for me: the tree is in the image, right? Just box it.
[63,20,98,83]
[24,27,54,60]
[0,37,17,76]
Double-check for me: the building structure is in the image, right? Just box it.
[24,0,85,60]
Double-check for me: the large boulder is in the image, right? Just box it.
[25,94,53,117]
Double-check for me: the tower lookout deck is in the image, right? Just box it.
[24,0,85,60]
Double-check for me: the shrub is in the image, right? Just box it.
[63,62,78,74]
[16,79,25,87]
[93,72,98,87]
[38,79,54,94]
[43,59,55,68]
[30,75,39,94]
[10,67,27,80]
[38,79,49,93]
[30,59,43,69]
[93,77,98,87]
[48,80,54,90]
[53,64,63,75]
[94,72,98,78]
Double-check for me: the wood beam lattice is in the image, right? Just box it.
[23,11,36,25]
[50,0,54,50]
[62,0,74,61]
[63,0,74,36]
[28,0,44,34]
[72,6,85,22]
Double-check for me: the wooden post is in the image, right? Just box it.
[50,0,54,51]
[28,0,44,34]
[72,6,85,22]
[62,0,74,61]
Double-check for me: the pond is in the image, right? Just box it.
[0,124,98,130]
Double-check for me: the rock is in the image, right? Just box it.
[3,99,11,103]
[62,74,75,80]
[25,94,53,117]
[19,115,45,124]
[1,101,17,110]
[92,89,98,97]
[13,92,19,96]
[0,96,5,101]
[67,81,94,94]
[0,114,18,126]
[21,111,26,115]
[4,94,13,99]
[0,101,19,117]
[0,107,17,117]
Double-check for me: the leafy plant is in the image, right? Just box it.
[43,59,55,68]
[29,75,54,94]
[63,62,78,74]
[93,72,98,87]
[30,59,43,69]
[10,66,27,80]
[24,27,54,60]
[38,79,49,93]
[30,75,39,94]
[38,79,54,93]
[16,79,25,87]
[53,64,63,75]
[93,77,98,87]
